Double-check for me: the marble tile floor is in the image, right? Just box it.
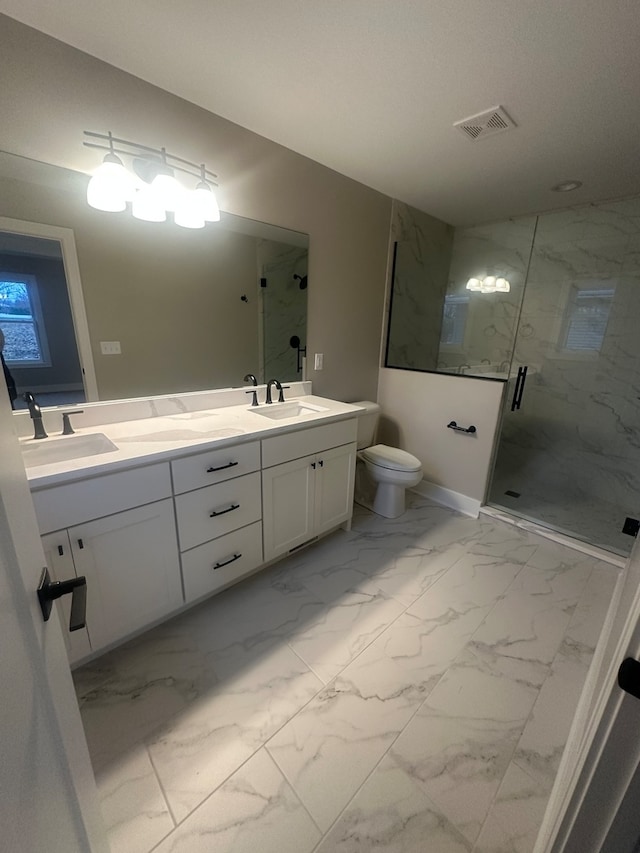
[73,495,620,853]
[489,473,634,557]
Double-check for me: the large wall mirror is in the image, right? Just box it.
[385,213,537,380]
[0,150,308,410]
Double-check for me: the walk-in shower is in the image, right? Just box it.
[385,196,640,556]
[488,196,640,555]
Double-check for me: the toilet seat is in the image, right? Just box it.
[361,444,421,473]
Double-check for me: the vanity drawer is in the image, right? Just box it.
[172,441,260,494]
[32,463,172,534]
[261,418,357,468]
[175,471,262,551]
[180,521,263,602]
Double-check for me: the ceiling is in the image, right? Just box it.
[1,0,639,225]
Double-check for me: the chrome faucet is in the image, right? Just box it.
[266,378,284,404]
[243,373,259,406]
[23,391,48,439]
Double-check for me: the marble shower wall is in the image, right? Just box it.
[258,240,308,382]
[385,201,453,371]
[437,217,537,374]
[495,196,640,533]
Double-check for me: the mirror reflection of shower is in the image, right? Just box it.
[259,241,308,382]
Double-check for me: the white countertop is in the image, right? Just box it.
[21,395,364,490]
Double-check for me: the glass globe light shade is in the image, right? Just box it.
[174,192,206,229]
[87,154,136,212]
[150,173,184,212]
[131,185,166,222]
[194,181,221,222]
[466,278,481,291]
[495,278,511,292]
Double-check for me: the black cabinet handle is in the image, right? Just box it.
[311,462,316,469]
[213,553,242,570]
[318,459,324,467]
[77,538,84,549]
[511,366,528,411]
[209,503,240,518]
[57,545,64,556]
[37,567,87,631]
[206,461,239,473]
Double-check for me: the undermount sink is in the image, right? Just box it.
[20,432,118,467]
[250,401,329,420]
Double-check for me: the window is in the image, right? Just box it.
[0,273,50,367]
[563,286,614,353]
[440,294,470,346]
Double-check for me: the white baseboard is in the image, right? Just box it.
[411,479,481,517]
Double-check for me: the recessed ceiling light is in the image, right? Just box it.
[551,180,583,192]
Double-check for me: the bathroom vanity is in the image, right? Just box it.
[22,386,360,665]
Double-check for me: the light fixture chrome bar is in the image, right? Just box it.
[83,131,218,183]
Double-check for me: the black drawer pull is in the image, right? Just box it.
[311,462,316,469]
[77,538,84,549]
[213,553,242,570]
[206,461,239,473]
[209,503,240,518]
[318,459,324,467]
[57,545,64,556]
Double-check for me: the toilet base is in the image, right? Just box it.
[354,457,421,519]
[372,482,408,519]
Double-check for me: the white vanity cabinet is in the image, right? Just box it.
[171,441,265,603]
[261,420,357,561]
[28,409,359,664]
[32,463,183,657]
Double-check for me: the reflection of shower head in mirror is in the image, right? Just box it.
[293,274,307,290]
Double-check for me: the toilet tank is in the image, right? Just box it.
[353,400,381,449]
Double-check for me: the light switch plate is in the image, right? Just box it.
[100,341,121,355]
[314,353,323,370]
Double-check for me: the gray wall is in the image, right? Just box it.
[0,15,392,403]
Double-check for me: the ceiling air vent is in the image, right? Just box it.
[454,106,516,141]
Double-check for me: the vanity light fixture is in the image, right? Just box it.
[84,131,220,229]
[466,276,510,293]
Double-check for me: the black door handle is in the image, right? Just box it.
[618,658,640,700]
[510,365,528,411]
[37,567,87,631]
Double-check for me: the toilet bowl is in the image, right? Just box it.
[353,402,423,519]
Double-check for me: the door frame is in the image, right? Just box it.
[536,533,640,851]
[0,215,98,401]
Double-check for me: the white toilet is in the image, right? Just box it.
[354,401,423,519]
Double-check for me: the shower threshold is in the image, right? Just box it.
[481,504,626,568]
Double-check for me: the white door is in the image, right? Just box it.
[536,533,640,852]
[0,389,107,851]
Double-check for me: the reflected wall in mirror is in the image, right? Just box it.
[0,150,308,408]
[384,199,536,380]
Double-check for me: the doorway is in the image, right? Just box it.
[0,217,97,407]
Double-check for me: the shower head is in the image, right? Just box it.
[293,274,308,290]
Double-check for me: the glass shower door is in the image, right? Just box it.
[488,198,640,556]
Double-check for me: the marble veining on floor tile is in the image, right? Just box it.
[73,495,619,853]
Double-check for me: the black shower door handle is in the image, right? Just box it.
[511,365,528,411]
